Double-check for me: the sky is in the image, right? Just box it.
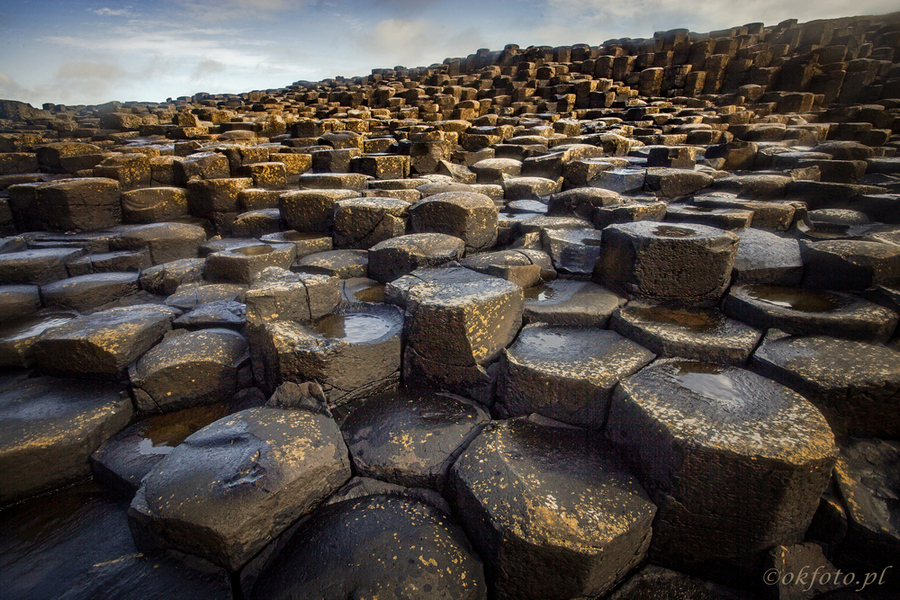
[0,0,897,108]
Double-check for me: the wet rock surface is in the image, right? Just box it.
[0,376,133,503]
[3,10,900,598]
[497,323,654,427]
[341,389,489,490]
[450,416,656,600]
[128,406,351,570]
[250,495,486,600]
[607,359,836,577]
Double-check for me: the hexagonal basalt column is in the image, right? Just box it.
[596,221,739,304]
[403,275,523,404]
[497,323,654,428]
[251,495,486,600]
[128,407,351,571]
[129,328,250,415]
[449,416,656,600]
[409,191,498,253]
[367,233,465,283]
[340,390,490,491]
[259,303,404,407]
[751,330,900,438]
[279,188,359,233]
[611,302,763,365]
[606,359,837,574]
[724,284,899,343]
[332,196,408,249]
[203,242,296,284]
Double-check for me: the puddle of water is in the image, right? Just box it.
[137,402,239,450]
[745,285,850,313]
[309,313,395,342]
[664,362,747,407]
[636,305,726,333]
[353,285,385,303]
[231,244,273,256]
[520,330,572,352]
[524,284,557,302]
[653,225,695,238]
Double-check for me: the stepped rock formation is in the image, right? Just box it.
[1,11,900,600]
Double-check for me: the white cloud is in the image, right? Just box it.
[358,18,488,69]
[91,7,134,17]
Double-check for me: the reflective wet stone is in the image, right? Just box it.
[725,284,898,342]
[250,495,486,600]
[0,482,232,600]
[801,240,900,290]
[732,227,803,285]
[165,282,247,310]
[258,303,403,406]
[39,271,140,312]
[173,299,246,330]
[449,416,656,600]
[0,247,83,285]
[612,301,763,365]
[607,358,836,576]
[832,438,900,582]
[751,330,900,438]
[497,324,655,428]
[292,248,368,279]
[542,227,604,276]
[128,406,352,571]
[0,377,133,503]
[340,389,489,490]
[340,277,384,304]
[129,328,250,415]
[0,311,78,367]
[33,305,177,378]
[523,278,626,328]
[91,393,266,495]
[0,284,41,321]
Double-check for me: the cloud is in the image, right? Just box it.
[0,72,34,102]
[91,7,133,17]
[359,18,488,68]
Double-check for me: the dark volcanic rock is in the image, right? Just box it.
[607,359,836,576]
[258,303,403,406]
[0,377,132,503]
[725,284,898,343]
[33,305,177,378]
[128,406,351,570]
[752,330,900,438]
[340,389,489,490]
[129,328,250,414]
[91,393,265,495]
[596,221,739,303]
[251,495,486,600]
[450,416,656,600]
[0,482,232,600]
[497,323,654,428]
[611,301,763,365]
